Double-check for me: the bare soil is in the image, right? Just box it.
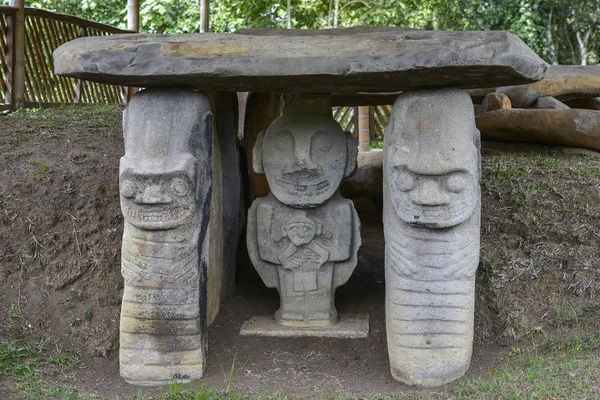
[1,106,599,398]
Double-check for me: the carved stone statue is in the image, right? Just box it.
[247,95,361,327]
[118,88,212,385]
[383,88,481,387]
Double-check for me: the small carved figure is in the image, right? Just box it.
[247,95,361,327]
[118,88,212,385]
[383,88,481,387]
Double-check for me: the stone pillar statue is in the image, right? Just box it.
[383,88,481,387]
[246,95,362,330]
[118,88,213,385]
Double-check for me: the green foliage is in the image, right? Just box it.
[1,0,597,65]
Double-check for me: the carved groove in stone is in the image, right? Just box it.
[383,88,481,387]
[118,88,212,386]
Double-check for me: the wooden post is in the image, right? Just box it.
[358,105,370,152]
[126,0,139,102]
[200,0,209,33]
[9,0,25,109]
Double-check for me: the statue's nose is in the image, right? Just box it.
[136,184,171,204]
[410,179,450,206]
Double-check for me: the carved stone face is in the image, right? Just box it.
[119,88,212,231]
[390,161,477,228]
[283,217,318,246]
[385,89,480,229]
[262,114,348,208]
[120,169,196,231]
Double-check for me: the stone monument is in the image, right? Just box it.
[383,88,481,386]
[243,95,366,337]
[118,88,213,385]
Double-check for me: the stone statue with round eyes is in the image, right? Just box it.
[383,88,481,387]
[246,95,361,328]
[118,88,212,385]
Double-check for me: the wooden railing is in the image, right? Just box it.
[369,104,391,143]
[0,6,131,111]
[333,105,390,149]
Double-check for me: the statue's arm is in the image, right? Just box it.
[246,200,279,288]
[327,200,353,261]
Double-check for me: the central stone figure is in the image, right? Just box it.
[247,95,361,327]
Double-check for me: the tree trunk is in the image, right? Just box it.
[576,29,591,66]
[287,0,292,29]
[334,0,340,28]
[200,0,210,33]
[328,0,333,28]
[546,10,558,65]
[127,0,139,32]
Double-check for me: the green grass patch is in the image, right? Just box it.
[0,330,87,399]
[28,160,50,181]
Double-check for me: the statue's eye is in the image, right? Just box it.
[121,180,137,198]
[312,131,333,152]
[273,131,294,152]
[393,166,415,192]
[446,173,468,193]
[171,177,190,197]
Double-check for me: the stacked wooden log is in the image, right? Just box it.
[475,65,600,152]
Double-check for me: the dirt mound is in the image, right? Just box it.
[0,106,125,359]
[1,106,599,397]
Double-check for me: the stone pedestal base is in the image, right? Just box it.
[240,314,369,338]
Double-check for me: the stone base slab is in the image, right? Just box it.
[240,314,369,338]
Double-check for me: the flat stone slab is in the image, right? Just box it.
[240,314,369,338]
[476,108,600,152]
[53,27,548,93]
[497,65,600,107]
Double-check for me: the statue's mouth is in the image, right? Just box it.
[123,205,189,224]
[275,179,330,195]
[398,201,474,228]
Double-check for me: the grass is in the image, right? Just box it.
[28,160,50,181]
[0,329,90,399]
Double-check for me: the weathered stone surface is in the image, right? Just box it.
[119,88,212,385]
[54,27,548,92]
[215,92,241,300]
[535,96,570,110]
[480,92,512,113]
[497,65,600,108]
[476,109,600,152]
[247,95,361,327]
[207,122,224,327]
[383,88,481,387]
[240,314,369,338]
